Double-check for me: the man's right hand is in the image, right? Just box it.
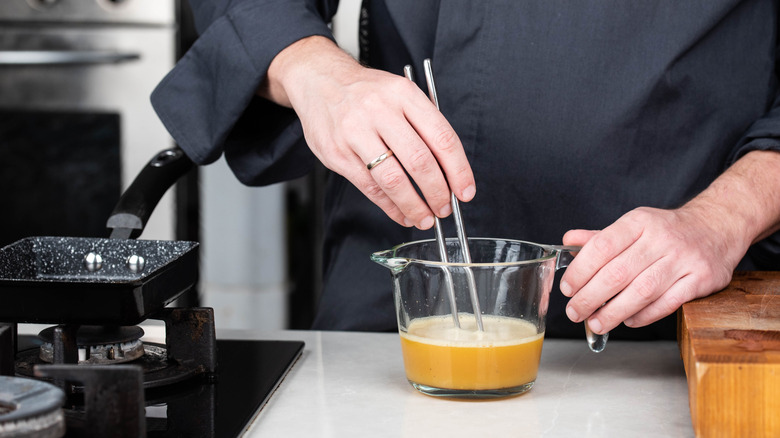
[258,36,476,229]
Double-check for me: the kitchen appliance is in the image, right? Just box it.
[0,313,304,437]
[0,148,304,437]
[0,0,180,246]
[0,315,304,437]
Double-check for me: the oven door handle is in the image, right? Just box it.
[0,50,140,65]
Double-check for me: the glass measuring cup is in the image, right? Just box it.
[371,237,580,399]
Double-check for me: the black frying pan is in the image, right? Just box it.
[0,147,197,325]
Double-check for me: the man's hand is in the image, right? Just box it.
[258,36,476,229]
[561,150,780,334]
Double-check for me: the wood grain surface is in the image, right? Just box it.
[678,271,780,437]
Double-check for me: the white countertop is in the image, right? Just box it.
[219,330,694,438]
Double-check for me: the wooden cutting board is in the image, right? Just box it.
[678,271,780,438]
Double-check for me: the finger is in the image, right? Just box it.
[623,274,700,328]
[567,240,661,322]
[562,229,599,247]
[339,154,412,227]
[376,118,452,218]
[560,217,644,297]
[357,143,436,230]
[582,255,679,333]
[565,240,664,322]
[403,101,476,203]
[322,139,414,228]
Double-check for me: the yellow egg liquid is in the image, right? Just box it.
[399,315,544,391]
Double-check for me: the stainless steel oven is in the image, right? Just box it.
[0,0,179,246]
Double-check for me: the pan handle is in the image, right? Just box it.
[107,147,194,239]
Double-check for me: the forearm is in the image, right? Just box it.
[678,149,780,264]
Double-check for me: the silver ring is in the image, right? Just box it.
[366,150,394,170]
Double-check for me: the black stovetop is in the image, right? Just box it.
[208,339,304,437]
[13,335,304,438]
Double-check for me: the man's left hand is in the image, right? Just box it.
[560,150,780,334]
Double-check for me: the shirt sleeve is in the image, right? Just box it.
[728,91,780,161]
[727,44,780,270]
[150,0,339,184]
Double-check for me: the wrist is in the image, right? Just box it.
[259,35,360,108]
[677,194,753,268]
[678,150,780,265]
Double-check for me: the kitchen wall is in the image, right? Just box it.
[200,0,361,331]
[200,160,288,330]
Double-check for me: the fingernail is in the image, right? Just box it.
[566,306,579,322]
[560,281,571,297]
[588,318,602,334]
[439,203,452,217]
[462,184,476,201]
[624,317,634,327]
[420,216,434,230]
[403,217,414,227]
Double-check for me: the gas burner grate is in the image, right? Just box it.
[38,325,146,365]
[1,309,305,437]
[16,342,201,390]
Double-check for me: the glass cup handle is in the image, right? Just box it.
[546,245,609,353]
[547,245,581,270]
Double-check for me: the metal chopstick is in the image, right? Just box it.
[422,59,483,332]
[405,59,484,332]
[403,65,461,329]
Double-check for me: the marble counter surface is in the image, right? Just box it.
[219,330,693,438]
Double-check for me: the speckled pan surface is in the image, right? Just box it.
[0,236,199,324]
[0,236,197,283]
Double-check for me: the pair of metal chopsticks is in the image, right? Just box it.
[404,59,483,332]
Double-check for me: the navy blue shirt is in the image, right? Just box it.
[152,0,780,339]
